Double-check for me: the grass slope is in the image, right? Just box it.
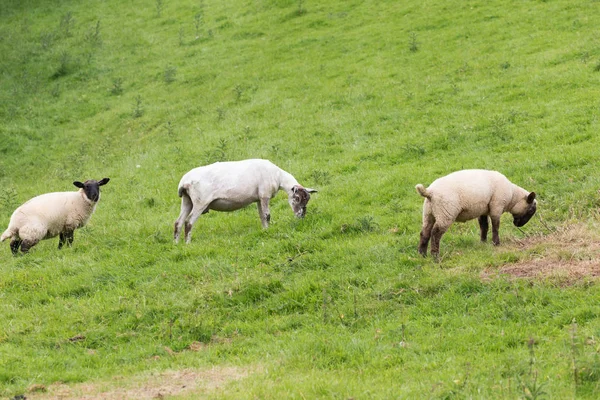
[1,0,600,398]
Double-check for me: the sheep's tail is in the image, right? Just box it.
[1,227,15,242]
[415,184,431,199]
[178,183,190,198]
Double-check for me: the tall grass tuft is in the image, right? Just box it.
[132,94,144,118]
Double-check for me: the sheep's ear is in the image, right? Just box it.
[305,188,318,193]
[98,178,110,186]
[527,192,536,204]
[73,181,84,188]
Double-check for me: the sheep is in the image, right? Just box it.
[415,169,536,259]
[174,159,317,243]
[1,178,110,255]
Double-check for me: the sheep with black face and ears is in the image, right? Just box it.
[174,159,317,244]
[415,170,536,259]
[1,178,110,255]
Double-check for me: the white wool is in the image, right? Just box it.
[1,189,97,243]
[416,169,536,257]
[418,170,528,226]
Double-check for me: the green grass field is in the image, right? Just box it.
[2,0,600,398]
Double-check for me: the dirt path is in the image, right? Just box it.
[482,223,600,284]
[23,366,250,400]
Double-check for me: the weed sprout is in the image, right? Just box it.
[133,94,144,118]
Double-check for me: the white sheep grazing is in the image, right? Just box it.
[415,170,536,258]
[1,178,110,255]
[174,159,317,243]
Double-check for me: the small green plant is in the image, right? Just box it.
[85,20,102,45]
[52,50,71,79]
[341,216,379,234]
[39,31,55,50]
[0,187,18,210]
[402,143,425,156]
[234,84,243,102]
[310,170,331,185]
[570,320,600,394]
[271,144,285,157]
[519,338,547,400]
[178,26,185,46]
[409,32,418,52]
[571,320,580,388]
[155,0,163,17]
[20,17,31,34]
[85,51,94,64]
[241,125,255,141]
[297,0,306,16]
[203,138,228,163]
[216,107,226,121]
[166,120,174,136]
[458,61,471,74]
[132,94,144,118]
[50,83,60,98]
[164,65,177,83]
[194,12,203,39]
[60,12,74,37]
[110,78,123,95]
[143,197,157,208]
[357,216,378,232]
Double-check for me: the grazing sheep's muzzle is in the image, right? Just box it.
[295,207,307,218]
[291,186,310,219]
[513,203,537,227]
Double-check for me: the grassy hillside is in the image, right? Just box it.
[1,0,600,398]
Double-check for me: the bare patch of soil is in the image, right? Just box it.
[25,366,250,400]
[482,224,600,285]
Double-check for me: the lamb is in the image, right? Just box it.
[415,170,536,259]
[1,178,110,255]
[174,159,317,243]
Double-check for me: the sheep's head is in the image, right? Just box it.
[512,191,537,227]
[289,185,317,218]
[74,178,110,202]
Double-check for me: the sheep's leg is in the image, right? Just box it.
[20,239,39,254]
[174,194,194,243]
[257,198,271,228]
[58,231,74,249]
[184,201,211,244]
[184,221,192,241]
[418,215,435,257]
[478,216,489,242]
[66,231,74,246]
[490,216,501,246]
[430,223,448,260]
[10,238,22,256]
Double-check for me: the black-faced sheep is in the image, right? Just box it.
[1,178,110,254]
[415,170,536,259]
[174,159,317,243]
